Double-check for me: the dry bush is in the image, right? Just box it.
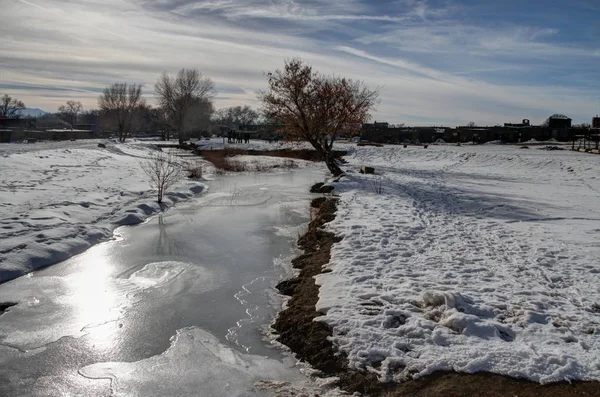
[225,159,247,172]
[370,175,384,195]
[197,148,346,162]
[140,150,183,203]
[283,159,298,170]
[185,162,203,179]
[200,151,229,170]
[198,149,325,173]
[201,151,249,172]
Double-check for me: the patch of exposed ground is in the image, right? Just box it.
[196,148,347,172]
[273,195,600,397]
[0,302,17,316]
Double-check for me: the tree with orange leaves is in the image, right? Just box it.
[259,58,379,176]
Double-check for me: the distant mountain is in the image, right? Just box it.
[17,108,47,118]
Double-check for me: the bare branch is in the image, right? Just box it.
[140,150,183,203]
[0,94,26,119]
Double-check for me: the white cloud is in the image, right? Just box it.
[0,0,597,125]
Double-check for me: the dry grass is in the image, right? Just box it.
[198,149,308,173]
[185,162,203,179]
[370,175,385,194]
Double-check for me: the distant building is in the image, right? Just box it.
[361,122,417,143]
[357,114,583,145]
[0,118,38,143]
[548,114,572,129]
[592,115,600,129]
[504,119,530,128]
[0,118,36,130]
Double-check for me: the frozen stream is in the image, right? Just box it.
[0,168,324,396]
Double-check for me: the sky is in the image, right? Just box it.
[0,0,599,126]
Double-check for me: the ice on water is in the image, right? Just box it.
[0,260,218,350]
[80,327,308,397]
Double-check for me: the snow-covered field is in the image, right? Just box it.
[316,145,600,384]
[0,140,206,282]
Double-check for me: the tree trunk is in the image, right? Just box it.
[306,140,343,176]
[324,152,343,176]
[178,128,184,145]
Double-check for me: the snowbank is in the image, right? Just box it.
[0,141,206,282]
[483,140,503,145]
[315,145,600,384]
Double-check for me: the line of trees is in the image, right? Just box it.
[213,105,259,128]
[1,69,219,144]
[96,69,217,143]
[3,58,380,176]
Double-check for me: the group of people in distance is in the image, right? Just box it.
[227,130,250,143]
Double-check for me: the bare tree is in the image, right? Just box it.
[58,100,83,127]
[214,105,259,128]
[155,69,216,144]
[259,58,379,175]
[0,94,26,119]
[98,83,145,142]
[466,121,476,127]
[79,109,100,126]
[140,150,183,204]
[185,98,214,139]
[146,106,173,141]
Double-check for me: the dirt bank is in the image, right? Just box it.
[273,196,600,397]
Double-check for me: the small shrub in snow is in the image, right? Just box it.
[370,175,384,195]
[186,163,203,179]
[283,159,298,170]
[140,150,183,203]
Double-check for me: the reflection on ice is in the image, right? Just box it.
[0,259,220,351]
[80,327,305,397]
[69,252,117,349]
[128,261,190,289]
